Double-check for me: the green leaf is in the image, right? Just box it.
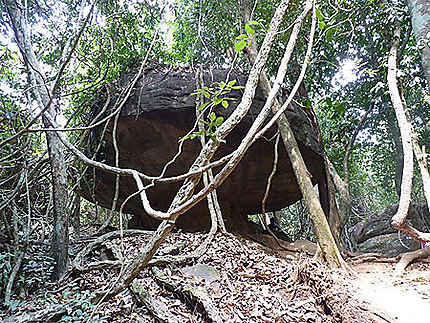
[219,81,226,89]
[303,98,312,109]
[221,100,228,108]
[215,116,224,126]
[213,97,222,105]
[227,80,237,87]
[315,8,325,22]
[203,91,210,99]
[209,133,217,141]
[235,39,247,52]
[245,24,255,35]
[325,28,335,42]
[198,101,210,111]
[318,20,326,30]
[333,102,346,114]
[209,112,216,121]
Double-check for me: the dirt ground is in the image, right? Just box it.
[349,262,430,322]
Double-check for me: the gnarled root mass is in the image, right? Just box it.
[395,246,430,274]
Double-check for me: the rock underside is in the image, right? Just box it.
[80,66,326,233]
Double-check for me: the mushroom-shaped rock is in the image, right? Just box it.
[80,67,326,233]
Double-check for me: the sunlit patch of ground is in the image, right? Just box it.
[350,262,430,322]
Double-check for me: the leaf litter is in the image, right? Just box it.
[3,230,423,322]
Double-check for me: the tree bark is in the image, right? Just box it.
[386,109,404,197]
[5,0,90,280]
[46,128,69,280]
[413,139,430,209]
[326,164,343,246]
[388,25,414,229]
[242,0,345,267]
[71,193,81,233]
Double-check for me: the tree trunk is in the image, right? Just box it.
[386,109,404,197]
[413,139,430,209]
[386,24,430,243]
[407,0,430,86]
[326,164,343,246]
[387,24,414,229]
[242,0,345,267]
[6,0,71,280]
[46,127,69,280]
[71,194,81,234]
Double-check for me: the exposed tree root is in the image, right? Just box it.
[248,232,317,255]
[73,230,151,271]
[131,279,180,323]
[74,235,187,273]
[91,228,219,303]
[395,246,430,274]
[151,267,223,323]
[348,253,399,265]
[342,249,430,270]
[357,305,392,323]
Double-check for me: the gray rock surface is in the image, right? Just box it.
[350,204,430,256]
[358,233,420,257]
[181,264,220,283]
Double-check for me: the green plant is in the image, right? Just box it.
[235,20,264,52]
[60,290,95,322]
[181,80,244,142]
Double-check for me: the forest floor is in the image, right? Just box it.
[1,230,430,322]
[350,262,430,322]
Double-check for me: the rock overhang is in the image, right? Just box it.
[79,66,326,232]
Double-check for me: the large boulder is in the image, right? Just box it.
[358,233,419,257]
[350,204,430,256]
[80,66,326,233]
